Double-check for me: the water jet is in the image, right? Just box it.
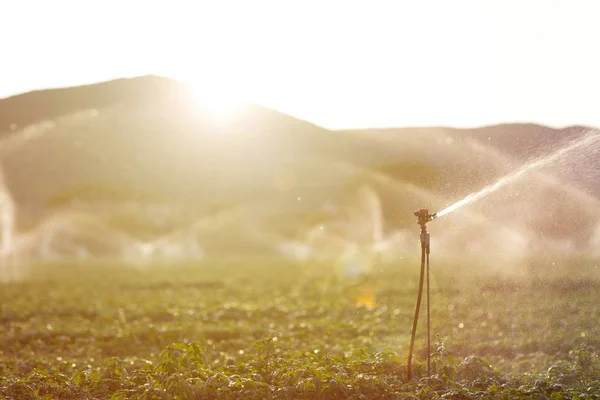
[406,130,600,380]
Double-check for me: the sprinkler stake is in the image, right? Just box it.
[407,209,435,380]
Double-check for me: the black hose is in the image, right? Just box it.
[426,250,431,377]
[407,241,426,380]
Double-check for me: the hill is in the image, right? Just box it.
[0,75,599,267]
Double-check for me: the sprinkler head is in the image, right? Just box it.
[414,209,437,226]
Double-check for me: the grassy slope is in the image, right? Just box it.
[1,259,599,399]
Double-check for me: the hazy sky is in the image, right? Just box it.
[2,0,599,129]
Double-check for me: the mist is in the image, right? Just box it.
[2,83,599,284]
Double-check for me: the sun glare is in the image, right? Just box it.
[185,81,246,120]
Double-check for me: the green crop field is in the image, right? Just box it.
[1,258,600,399]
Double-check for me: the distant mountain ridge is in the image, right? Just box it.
[0,76,185,134]
[1,75,599,260]
[1,75,593,138]
[1,75,597,203]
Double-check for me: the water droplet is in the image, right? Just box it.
[458,322,464,329]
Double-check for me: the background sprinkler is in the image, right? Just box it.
[407,209,436,380]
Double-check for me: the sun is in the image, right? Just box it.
[184,80,246,120]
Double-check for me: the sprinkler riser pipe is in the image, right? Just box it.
[408,208,435,380]
[420,231,430,254]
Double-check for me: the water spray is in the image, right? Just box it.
[435,131,600,218]
[407,209,436,380]
[404,131,600,379]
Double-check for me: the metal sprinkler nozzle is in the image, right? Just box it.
[414,209,437,227]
